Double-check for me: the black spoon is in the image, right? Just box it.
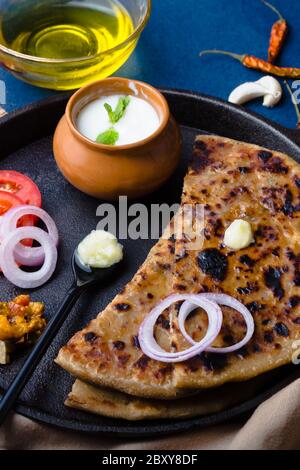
[0,249,122,425]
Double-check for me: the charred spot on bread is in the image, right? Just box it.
[264,332,274,343]
[282,189,294,217]
[223,334,234,344]
[113,341,125,350]
[274,322,289,337]
[237,282,259,296]
[252,343,261,353]
[213,219,223,237]
[197,249,228,281]
[289,296,300,308]
[272,247,281,257]
[157,315,170,330]
[236,346,249,358]
[134,355,150,371]
[194,140,210,153]
[239,255,255,268]
[255,225,278,241]
[229,187,249,198]
[174,283,187,291]
[114,303,131,312]
[294,176,300,189]
[185,353,228,373]
[286,248,296,261]
[261,187,296,216]
[257,150,273,162]
[157,263,172,271]
[282,189,300,216]
[264,267,285,300]
[246,301,264,314]
[168,245,175,254]
[84,332,98,343]
[268,158,289,174]
[154,364,173,379]
[201,352,228,372]
[293,255,300,286]
[191,141,211,172]
[239,167,250,174]
[185,355,202,373]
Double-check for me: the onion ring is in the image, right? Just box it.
[0,227,58,288]
[138,294,223,363]
[178,293,255,354]
[0,205,59,266]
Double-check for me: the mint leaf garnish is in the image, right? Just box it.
[96,128,119,145]
[114,96,130,122]
[104,96,130,124]
[104,103,115,123]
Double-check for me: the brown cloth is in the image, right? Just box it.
[1,378,300,450]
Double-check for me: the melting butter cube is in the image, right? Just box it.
[224,220,254,250]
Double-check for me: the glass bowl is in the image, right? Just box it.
[0,0,151,90]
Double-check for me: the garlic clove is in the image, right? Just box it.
[256,76,282,108]
[263,93,281,108]
[229,82,267,105]
[229,76,282,108]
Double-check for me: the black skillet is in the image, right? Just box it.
[0,90,300,437]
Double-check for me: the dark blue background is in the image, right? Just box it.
[1,0,299,129]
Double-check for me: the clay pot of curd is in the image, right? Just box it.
[53,77,182,201]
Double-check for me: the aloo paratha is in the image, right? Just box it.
[56,136,300,402]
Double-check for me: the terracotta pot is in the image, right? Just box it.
[53,77,182,200]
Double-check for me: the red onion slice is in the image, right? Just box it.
[178,293,255,354]
[0,227,58,288]
[0,205,59,266]
[138,294,223,363]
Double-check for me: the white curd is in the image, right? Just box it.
[77,95,160,145]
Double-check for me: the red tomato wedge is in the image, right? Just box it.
[0,171,42,207]
[0,192,34,247]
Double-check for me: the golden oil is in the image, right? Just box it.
[0,0,136,90]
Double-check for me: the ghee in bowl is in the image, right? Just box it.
[0,0,151,90]
[2,1,133,60]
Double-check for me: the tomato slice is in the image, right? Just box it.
[0,171,42,207]
[0,192,34,246]
[0,192,23,216]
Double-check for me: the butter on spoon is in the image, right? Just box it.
[77,230,123,269]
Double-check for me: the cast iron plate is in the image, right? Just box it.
[1,90,300,437]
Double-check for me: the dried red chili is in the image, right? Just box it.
[262,0,288,63]
[200,50,300,79]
